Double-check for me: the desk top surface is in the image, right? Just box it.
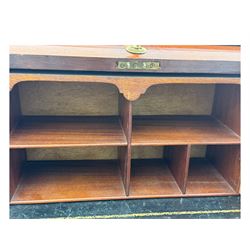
[10,45,240,74]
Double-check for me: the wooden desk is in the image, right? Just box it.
[9,45,240,204]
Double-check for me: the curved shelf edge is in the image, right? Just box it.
[9,73,240,101]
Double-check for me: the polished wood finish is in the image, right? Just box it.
[10,45,240,74]
[11,157,238,204]
[132,115,240,145]
[130,159,182,197]
[10,85,22,131]
[206,144,240,193]
[186,158,236,195]
[10,160,126,204]
[212,85,240,135]
[9,46,240,204]
[164,145,191,193]
[10,84,26,200]
[118,94,132,195]
[10,149,26,199]
[9,73,240,101]
[10,116,127,148]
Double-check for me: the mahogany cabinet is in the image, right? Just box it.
[9,45,240,204]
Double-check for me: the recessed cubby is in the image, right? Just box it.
[10,147,127,204]
[131,84,240,146]
[10,82,128,148]
[130,145,188,197]
[186,144,240,196]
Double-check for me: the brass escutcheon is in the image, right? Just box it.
[125,45,147,54]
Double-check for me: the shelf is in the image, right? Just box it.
[10,160,126,204]
[129,159,182,197]
[132,115,240,146]
[186,158,236,196]
[10,116,127,148]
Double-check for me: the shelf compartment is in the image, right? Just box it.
[186,158,236,196]
[129,159,182,197]
[10,116,127,148]
[132,115,240,146]
[10,160,126,204]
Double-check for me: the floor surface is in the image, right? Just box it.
[10,196,240,219]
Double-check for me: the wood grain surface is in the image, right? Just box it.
[10,45,240,74]
[212,85,240,135]
[19,82,119,116]
[9,46,240,203]
[10,116,127,148]
[132,115,240,145]
[129,159,182,197]
[118,94,132,195]
[164,145,191,193]
[186,158,236,195]
[10,160,126,204]
[10,157,238,204]
[206,144,240,192]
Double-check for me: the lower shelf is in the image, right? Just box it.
[10,158,237,204]
[129,159,182,197]
[11,160,126,204]
[186,158,236,196]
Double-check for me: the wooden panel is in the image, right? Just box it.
[10,149,26,199]
[9,74,240,101]
[10,45,240,74]
[10,86,26,200]
[186,158,236,195]
[10,85,22,131]
[132,146,163,159]
[10,116,127,148]
[212,84,240,135]
[19,82,119,116]
[206,144,240,193]
[118,94,132,195]
[164,145,191,193]
[132,115,240,145]
[10,160,126,204]
[133,84,215,115]
[130,159,181,197]
[26,147,118,160]
[10,45,240,59]
[131,145,206,159]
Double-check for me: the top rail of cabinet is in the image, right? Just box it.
[10,45,240,75]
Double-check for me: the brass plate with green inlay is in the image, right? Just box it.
[117,61,160,70]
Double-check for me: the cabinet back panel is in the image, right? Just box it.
[26,147,118,161]
[19,82,119,116]
[133,84,215,115]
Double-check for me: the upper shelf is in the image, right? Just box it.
[10,116,127,148]
[10,45,240,74]
[132,115,240,146]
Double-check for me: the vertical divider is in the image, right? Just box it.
[10,85,22,132]
[164,145,191,194]
[118,93,132,196]
[212,84,240,135]
[211,84,240,192]
[10,149,26,200]
[206,144,240,193]
[10,85,26,200]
